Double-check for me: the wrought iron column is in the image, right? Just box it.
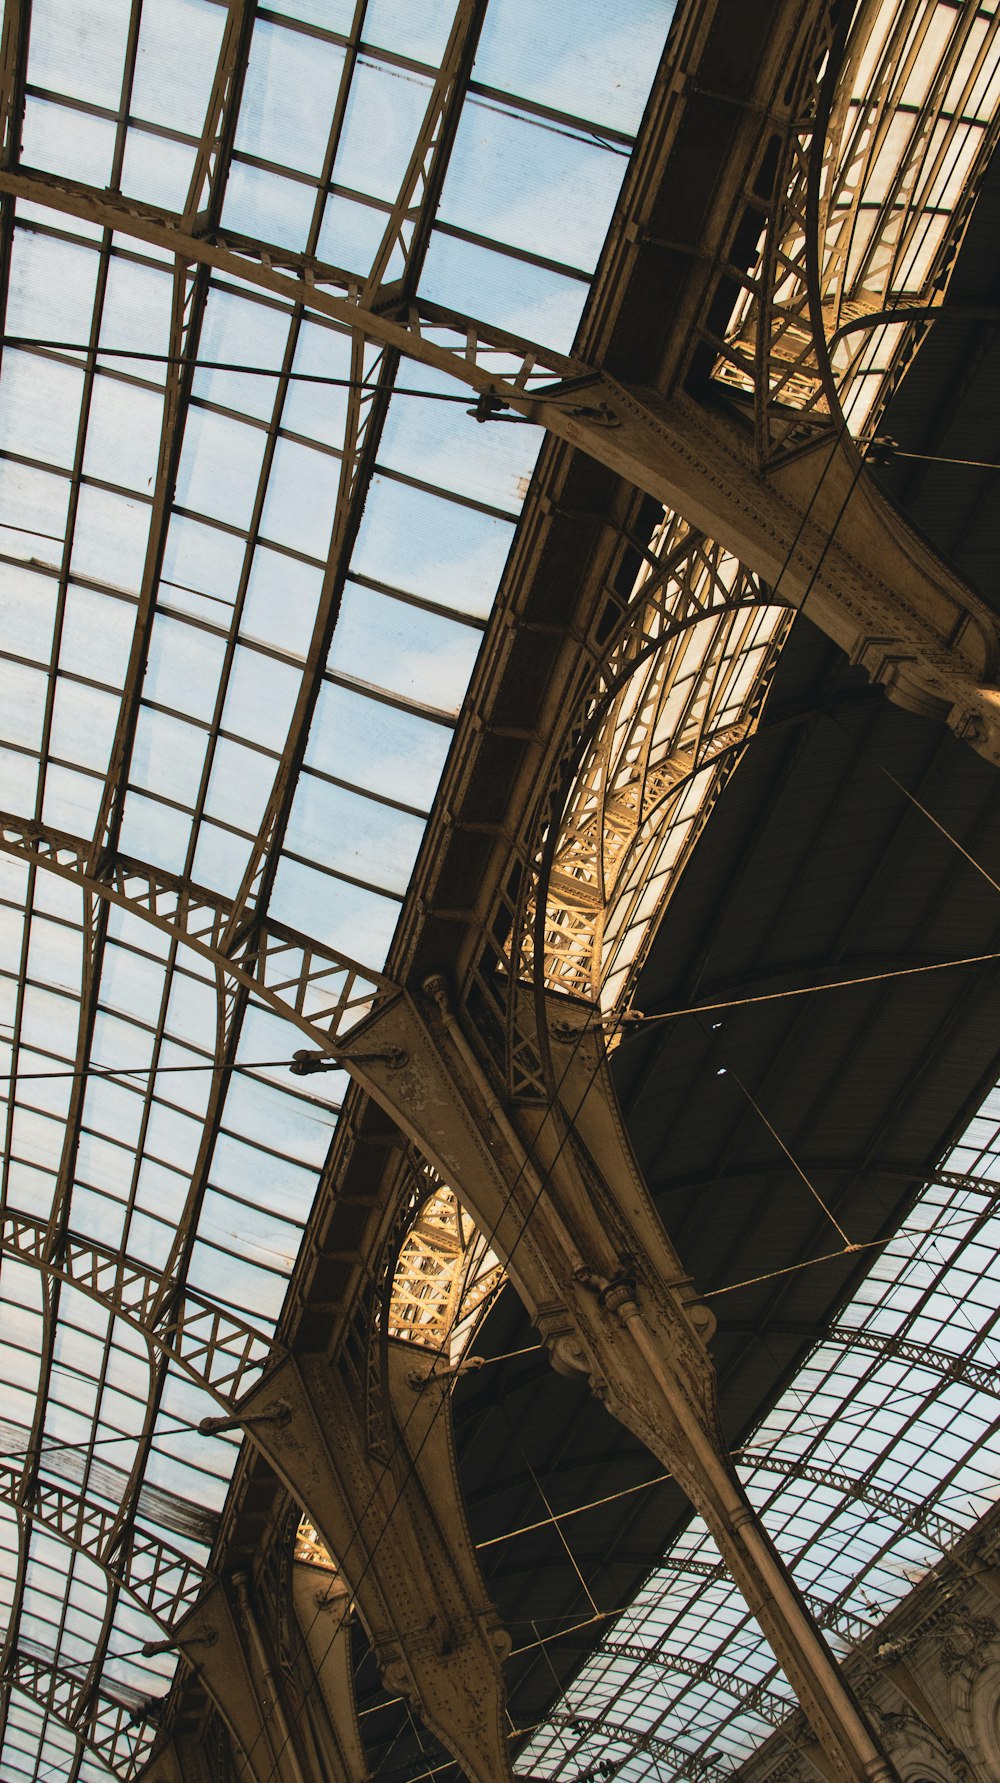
[336,981,903,1783]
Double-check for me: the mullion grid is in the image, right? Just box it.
[523,1148,1000,1780]
[2,3,934,1780]
[0,27,162,1768]
[0,16,159,1680]
[19,0,146,840]
[0,3,254,1767]
[145,0,620,948]
[196,0,495,931]
[116,0,382,909]
[28,1311,141,1688]
[4,1689,83,1783]
[241,0,633,276]
[0,0,382,1761]
[3,0,276,1754]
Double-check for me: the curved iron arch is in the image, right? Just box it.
[3,1643,158,1781]
[503,515,787,1096]
[0,1466,210,1634]
[526,600,788,1094]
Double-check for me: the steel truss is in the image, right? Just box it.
[596,1646,796,1727]
[225,0,488,940]
[0,1208,275,1401]
[745,1454,969,1555]
[709,0,845,462]
[822,1324,1000,1399]
[508,514,790,1071]
[714,0,1000,453]
[6,1643,154,1780]
[0,1466,209,1634]
[470,516,786,1094]
[1,0,998,1777]
[384,1180,504,1358]
[0,818,900,1783]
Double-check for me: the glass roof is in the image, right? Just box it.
[0,0,998,1778]
[0,0,676,1775]
[518,1089,1000,1781]
[517,5,1000,1775]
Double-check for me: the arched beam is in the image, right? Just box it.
[745,1454,969,1553]
[0,1462,209,1632]
[820,1326,1000,1400]
[1,172,999,758]
[139,1729,227,1783]
[289,1561,368,1783]
[4,1644,155,1780]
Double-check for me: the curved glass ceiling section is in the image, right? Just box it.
[0,0,675,1774]
[519,1087,1000,1782]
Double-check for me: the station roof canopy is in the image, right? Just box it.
[0,0,999,1780]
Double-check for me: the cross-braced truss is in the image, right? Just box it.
[0,0,996,1778]
[518,511,790,1020]
[713,0,1000,452]
[386,1182,505,1361]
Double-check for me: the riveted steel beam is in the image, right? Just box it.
[142,1579,306,1783]
[339,981,903,1783]
[140,1730,224,1783]
[290,1562,368,1783]
[1,168,999,762]
[0,809,904,1780]
[0,1213,511,1780]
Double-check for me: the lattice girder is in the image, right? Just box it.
[386,1182,504,1358]
[0,1210,276,1403]
[521,509,791,1013]
[8,1645,155,1779]
[750,1455,969,1553]
[715,0,1000,452]
[0,814,392,1045]
[0,1469,209,1631]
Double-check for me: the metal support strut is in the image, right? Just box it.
[333,979,903,1783]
